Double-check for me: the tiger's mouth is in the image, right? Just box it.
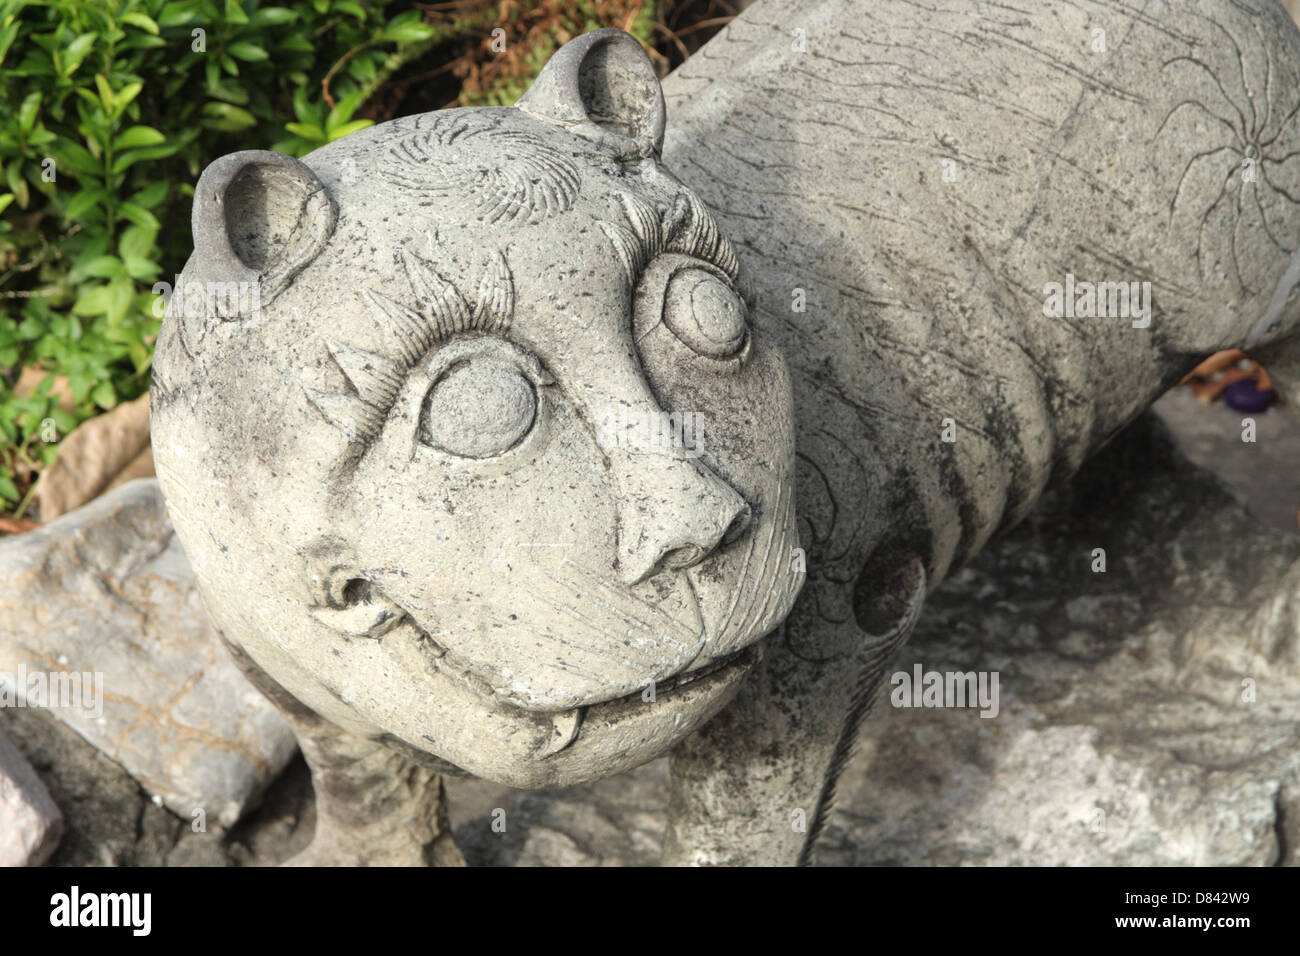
[407,621,757,757]
[536,644,758,756]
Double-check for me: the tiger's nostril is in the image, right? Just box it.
[652,504,751,574]
[660,545,709,571]
[721,504,752,545]
[612,450,753,586]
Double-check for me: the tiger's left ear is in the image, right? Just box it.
[191,150,337,317]
[516,28,665,158]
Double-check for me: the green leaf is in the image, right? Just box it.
[124,33,167,50]
[124,256,161,280]
[382,24,436,43]
[65,187,109,219]
[72,285,112,316]
[284,122,325,142]
[130,181,169,209]
[5,164,28,209]
[112,140,185,173]
[326,89,365,130]
[206,81,250,105]
[94,74,115,110]
[63,33,97,76]
[200,102,256,132]
[0,194,14,216]
[327,119,372,141]
[82,255,126,278]
[0,23,19,69]
[17,92,41,133]
[105,276,134,324]
[120,12,160,35]
[113,82,143,114]
[292,83,317,125]
[227,41,267,61]
[117,202,160,229]
[74,87,103,111]
[157,1,201,28]
[54,141,102,176]
[120,224,159,260]
[112,125,166,150]
[224,0,250,26]
[129,339,152,373]
[0,472,19,504]
[250,6,298,26]
[91,380,116,409]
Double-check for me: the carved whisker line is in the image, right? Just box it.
[554,559,701,647]
[731,477,794,644]
[304,247,514,443]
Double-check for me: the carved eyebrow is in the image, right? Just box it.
[599,189,744,289]
[304,247,514,445]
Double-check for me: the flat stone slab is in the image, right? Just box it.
[0,725,63,866]
[0,479,296,828]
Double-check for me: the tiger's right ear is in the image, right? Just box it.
[516,28,665,158]
[190,150,336,319]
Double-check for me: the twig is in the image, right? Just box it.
[650,21,690,62]
[321,39,373,110]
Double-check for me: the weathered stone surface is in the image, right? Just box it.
[450,414,1300,866]
[0,479,296,828]
[0,724,63,866]
[147,1,1300,865]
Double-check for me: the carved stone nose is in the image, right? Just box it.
[612,453,751,586]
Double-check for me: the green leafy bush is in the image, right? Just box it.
[0,0,443,512]
[0,0,662,517]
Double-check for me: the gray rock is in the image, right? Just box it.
[1154,389,1300,533]
[2,696,312,866]
[0,479,296,828]
[0,725,63,866]
[451,761,668,867]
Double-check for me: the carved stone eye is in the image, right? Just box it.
[419,359,537,459]
[662,269,748,358]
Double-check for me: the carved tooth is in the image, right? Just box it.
[541,708,583,757]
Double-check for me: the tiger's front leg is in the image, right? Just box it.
[662,557,925,866]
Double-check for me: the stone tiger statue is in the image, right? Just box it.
[151,0,1300,865]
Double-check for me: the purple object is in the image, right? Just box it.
[1222,378,1276,414]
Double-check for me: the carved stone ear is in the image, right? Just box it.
[516,28,665,157]
[191,150,336,317]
